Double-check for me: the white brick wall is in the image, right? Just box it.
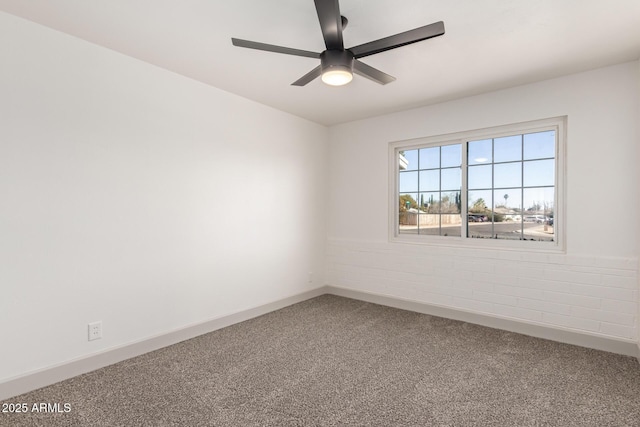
[326,239,639,340]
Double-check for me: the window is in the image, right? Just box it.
[390,117,565,249]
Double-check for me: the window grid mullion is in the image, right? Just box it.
[438,146,442,236]
[462,141,468,238]
[491,138,495,238]
[417,147,421,235]
[521,134,525,237]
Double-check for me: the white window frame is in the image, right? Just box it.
[388,116,566,252]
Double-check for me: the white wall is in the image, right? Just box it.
[0,12,328,384]
[328,61,639,344]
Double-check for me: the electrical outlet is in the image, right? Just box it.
[88,321,102,341]
[308,272,313,283]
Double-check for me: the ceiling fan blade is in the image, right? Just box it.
[232,38,319,59]
[353,60,396,85]
[349,21,445,59]
[314,0,344,50]
[291,65,323,86]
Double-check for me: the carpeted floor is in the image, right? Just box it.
[2,294,640,426]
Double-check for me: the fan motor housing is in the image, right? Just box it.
[320,49,354,74]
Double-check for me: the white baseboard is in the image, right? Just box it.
[0,287,327,401]
[2,284,637,401]
[326,285,639,359]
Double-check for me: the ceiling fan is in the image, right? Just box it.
[231,0,445,86]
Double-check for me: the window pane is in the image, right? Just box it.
[399,193,419,234]
[494,162,521,188]
[523,159,554,187]
[523,187,554,215]
[468,164,492,189]
[418,214,440,235]
[419,170,439,192]
[441,144,462,167]
[420,192,440,213]
[418,214,462,236]
[441,191,461,214]
[522,187,554,242]
[493,189,522,239]
[402,149,418,171]
[399,171,418,192]
[419,147,439,169]
[441,167,461,191]
[524,131,555,160]
[469,188,493,241]
[521,223,554,242]
[468,139,492,165]
[468,189,492,214]
[399,193,419,210]
[494,135,521,163]
[495,189,522,213]
[492,219,526,240]
[440,221,462,237]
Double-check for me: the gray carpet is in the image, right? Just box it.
[2,294,640,426]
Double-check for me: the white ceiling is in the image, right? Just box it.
[1,0,639,126]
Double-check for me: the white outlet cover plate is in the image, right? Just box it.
[88,321,102,341]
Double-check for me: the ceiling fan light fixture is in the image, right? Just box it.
[321,67,353,86]
[320,50,354,86]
